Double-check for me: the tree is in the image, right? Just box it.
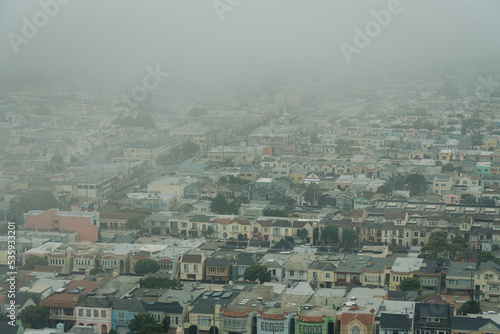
[419,232,461,260]
[9,191,59,222]
[244,264,272,282]
[210,194,239,215]
[162,316,171,331]
[304,183,321,205]
[310,133,320,144]
[457,300,481,315]
[126,217,144,230]
[139,277,183,289]
[462,118,485,146]
[209,326,219,334]
[477,251,500,266]
[151,227,161,236]
[134,258,160,275]
[340,119,350,127]
[297,228,308,239]
[342,228,358,247]
[182,141,200,159]
[405,174,428,196]
[452,235,468,248]
[412,238,419,246]
[204,226,214,237]
[321,224,338,244]
[399,277,421,291]
[90,268,104,275]
[442,163,455,172]
[263,208,287,217]
[25,256,48,270]
[285,236,294,244]
[129,313,159,333]
[376,174,406,195]
[238,233,244,241]
[109,330,117,334]
[19,305,50,329]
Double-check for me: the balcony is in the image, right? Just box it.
[50,314,75,321]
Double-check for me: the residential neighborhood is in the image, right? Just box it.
[2,2,500,334]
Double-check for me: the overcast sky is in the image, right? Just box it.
[1,0,499,88]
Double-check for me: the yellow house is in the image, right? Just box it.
[308,261,336,288]
[228,218,251,239]
[438,150,453,161]
[482,136,498,150]
[389,257,424,291]
[289,173,307,184]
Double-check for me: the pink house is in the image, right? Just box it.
[24,209,100,241]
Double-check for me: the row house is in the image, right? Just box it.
[389,257,424,291]
[205,256,231,282]
[178,253,205,281]
[413,303,452,334]
[334,255,371,285]
[308,261,336,288]
[75,295,113,334]
[451,316,500,334]
[258,312,294,334]
[285,254,315,283]
[417,259,450,292]
[40,280,100,332]
[475,261,500,302]
[445,261,475,294]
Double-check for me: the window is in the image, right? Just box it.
[352,326,361,334]
[193,264,198,273]
[118,313,124,320]
[325,273,331,279]
[184,264,189,272]
[101,310,106,318]
[79,309,83,317]
[94,310,98,318]
[290,270,295,276]
[198,316,211,327]
[86,309,91,317]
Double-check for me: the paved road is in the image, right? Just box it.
[107,160,183,199]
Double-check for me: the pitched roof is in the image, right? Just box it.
[380,314,409,329]
[206,257,230,268]
[451,317,499,331]
[181,254,203,263]
[340,313,374,326]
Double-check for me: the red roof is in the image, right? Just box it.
[259,313,288,320]
[296,315,326,323]
[221,308,250,317]
[39,280,100,309]
[340,313,374,326]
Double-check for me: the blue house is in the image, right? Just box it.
[111,298,146,333]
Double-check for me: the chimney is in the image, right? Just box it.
[56,322,65,332]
